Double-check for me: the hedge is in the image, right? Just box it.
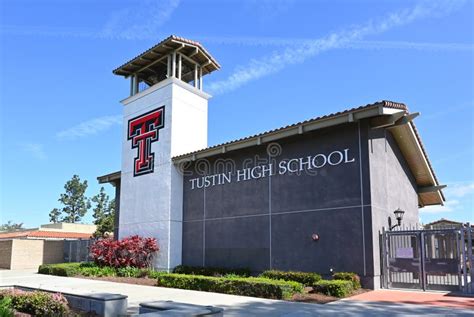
[172,265,251,277]
[333,272,361,290]
[313,280,353,298]
[38,263,82,277]
[260,270,321,286]
[157,274,303,299]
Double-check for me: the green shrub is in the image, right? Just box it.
[172,265,251,277]
[260,270,321,286]
[313,280,353,298]
[0,290,69,317]
[157,274,303,299]
[38,262,82,277]
[333,272,361,289]
[0,297,13,317]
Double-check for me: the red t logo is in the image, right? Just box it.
[127,107,165,176]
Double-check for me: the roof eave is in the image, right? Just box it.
[172,103,400,164]
[112,35,220,78]
[97,171,121,185]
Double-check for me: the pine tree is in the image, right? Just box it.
[0,221,24,231]
[91,187,109,225]
[93,198,116,238]
[52,175,91,223]
[49,208,61,223]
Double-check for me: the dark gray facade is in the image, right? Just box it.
[181,120,420,288]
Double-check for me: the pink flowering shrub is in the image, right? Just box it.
[90,235,159,268]
[0,289,69,317]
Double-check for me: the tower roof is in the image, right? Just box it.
[113,35,220,78]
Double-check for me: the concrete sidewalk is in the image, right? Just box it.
[1,270,472,316]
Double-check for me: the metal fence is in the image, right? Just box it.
[381,225,473,293]
[64,239,93,263]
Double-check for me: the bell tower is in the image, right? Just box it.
[113,36,220,271]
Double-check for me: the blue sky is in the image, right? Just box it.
[0,0,473,227]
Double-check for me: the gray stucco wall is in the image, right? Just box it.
[182,123,376,280]
[180,120,420,288]
[367,125,420,288]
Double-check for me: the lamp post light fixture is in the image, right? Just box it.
[390,208,405,231]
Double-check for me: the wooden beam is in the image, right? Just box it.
[189,47,199,58]
[388,112,420,128]
[418,185,447,193]
[133,55,169,76]
[370,112,405,129]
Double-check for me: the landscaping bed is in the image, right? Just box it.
[39,263,364,302]
[0,288,102,317]
[38,237,364,303]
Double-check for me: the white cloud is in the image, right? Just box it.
[343,40,473,52]
[99,0,180,40]
[56,115,122,140]
[1,0,180,40]
[21,143,47,160]
[199,36,474,52]
[445,182,474,198]
[244,0,296,23]
[421,199,460,214]
[421,181,474,218]
[207,0,466,95]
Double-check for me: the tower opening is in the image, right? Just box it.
[113,35,220,96]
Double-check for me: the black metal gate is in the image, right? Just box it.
[381,225,473,293]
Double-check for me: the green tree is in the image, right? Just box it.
[0,221,23,231]
[93,198,116,238]
[49,208,61,223]
[91,187,109,224]
[52,175,91,223]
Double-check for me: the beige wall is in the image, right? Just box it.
[0,240,13,269]
[39,223,96,234]
[0,239,65,270]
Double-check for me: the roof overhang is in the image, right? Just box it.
[173,102,402,163]
[97,171,121,185]
[113,35,220,78]
[386,121,445,207]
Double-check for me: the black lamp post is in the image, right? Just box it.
[390,208,405,231]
